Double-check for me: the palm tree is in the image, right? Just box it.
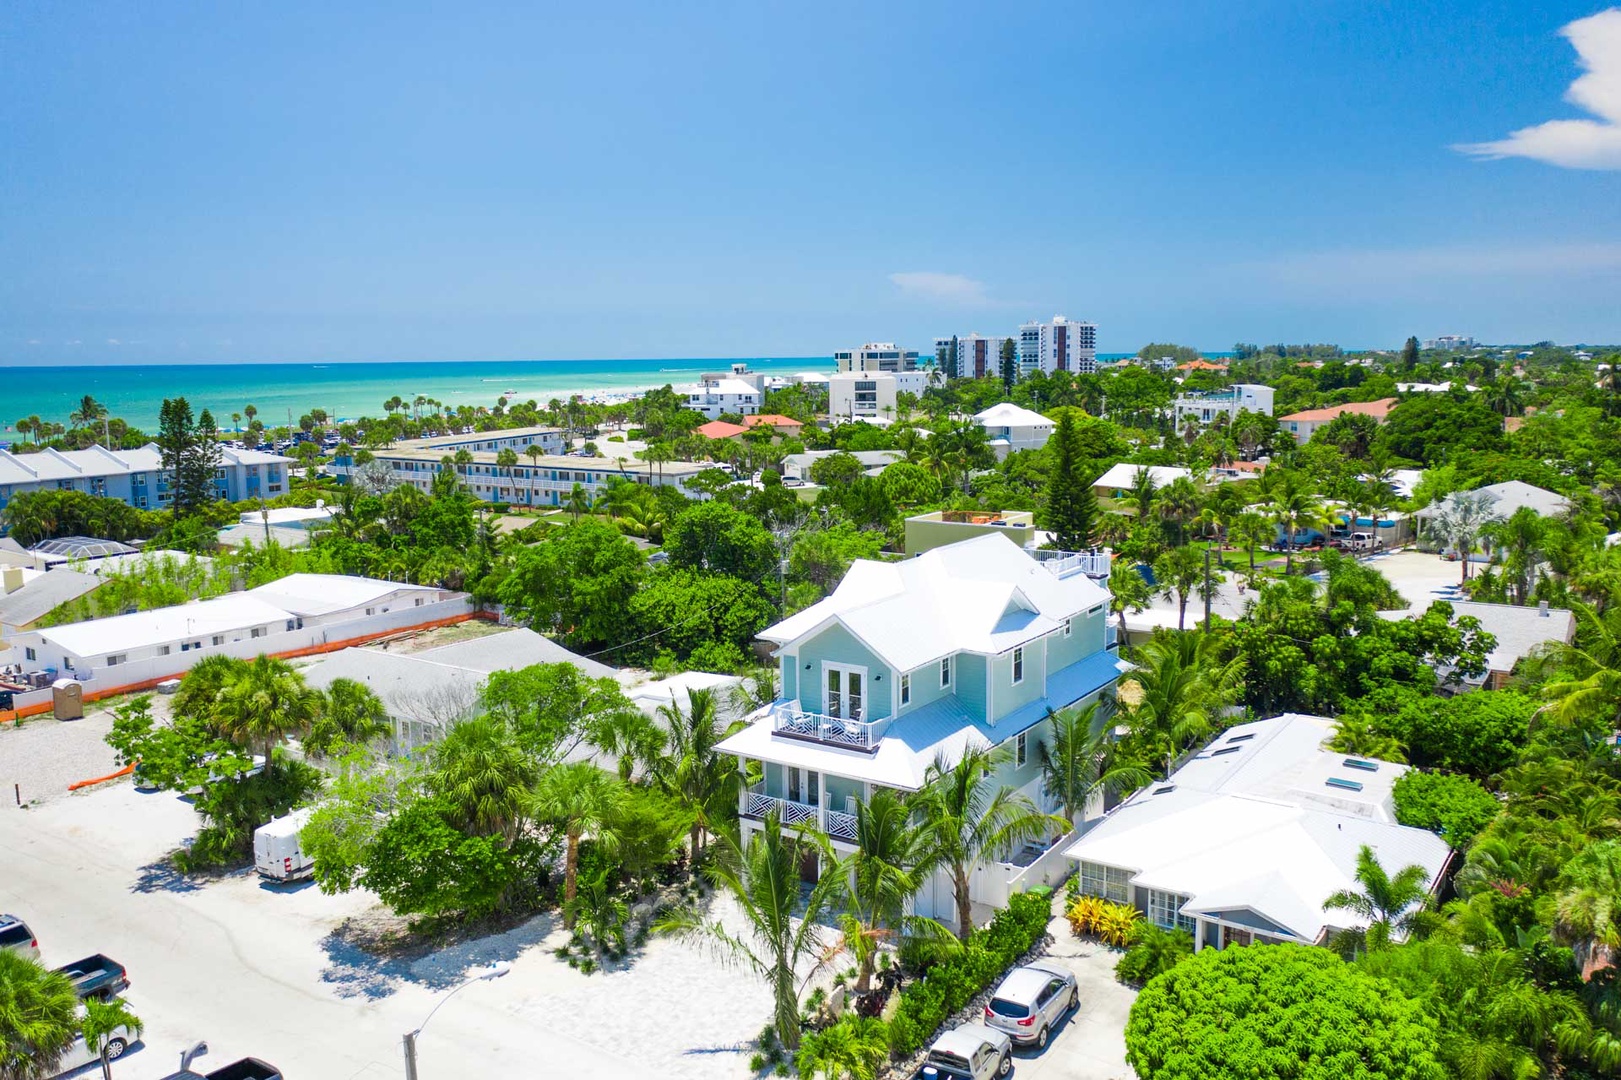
[306,678,391,756]
[13,417,32,445]
[1230,509,1271,573]
[0,949,79,1080]
[651,688,742,859]
[1327,714,1406,762]
[80,996,142,1080]
[1481,505,1547,605]
[1039,701,1150,826]
[1552,839,1621,976]
[590,707,666,782]
[69,396,108,444]
[243,404,257,429]
[1108,560,1151,642]
[566,482,593,521]
[1485,375,1527,417]
[836,788,938,993]
[496,448,518,500]
[795,1016,889,1080]
[211,656,321,771]
[1425,489,1502,585]
[1324,844,1432,953]
[915,746,1066,939]
[1542,605,1621,728]
[531,762,624,929]
[1119,632,1242,773]
[1267,470,1330,574]
[1152,546,1203,630]
[1155,476,1201,545]
[1128,466,1159,520]
[664,812,842,1051]
[431,715,539,841]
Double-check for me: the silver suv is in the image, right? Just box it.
[0,915,40,961]
[919,1023,1012,1080]
[982,961,1079,1049]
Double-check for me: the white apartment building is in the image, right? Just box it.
[0,443,294,520]
[400,426,566,456]
[834,343,920,373]
[934,334,1016,380]
[1423,335,1475,351]
[828,372,935,421]
[334,447,710,505]
[1171,384,1275,430]
[1018,317,1098,376]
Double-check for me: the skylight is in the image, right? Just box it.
[1211,746,1242,757]
[1152,785,1176,796]
[1325,777,1364,792]
[1226,733,1256,744]
[1342,758,1379,772]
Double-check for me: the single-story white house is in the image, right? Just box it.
[1064,714,1452,950]
[973,403,1055,459]
[1091,463,1191,499]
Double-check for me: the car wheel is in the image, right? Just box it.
[1069,989,1079,1012]
[998,1051,1013,1076]
[104,1038,128,1060]
[1036,1025,1049,1049]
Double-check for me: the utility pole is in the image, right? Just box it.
[1203,545,1213,629]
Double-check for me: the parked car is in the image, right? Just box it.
[254,808,316,882]
[53,954,130,1000]
[50,1023,135,1077]
[161,1059,282,1080]
[919,1024,1012,1080]
[0,914,39,960]
[982,960,1079,1049]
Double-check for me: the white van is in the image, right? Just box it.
[253,807,316,882]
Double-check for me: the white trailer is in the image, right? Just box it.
[253,807,316,882]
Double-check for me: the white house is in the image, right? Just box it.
[9,574,465,691]
[0,443,294,519]
[973,403,1055,459]
[1064,714,1452,950]
[828,372,935,421]
[834,343,920,373]
[1091,463,1192,499]
[1170,384,1275,430]
[676,378,762,419]
[717,533,1125,928]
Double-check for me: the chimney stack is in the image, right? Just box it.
[1539,600,1550,618]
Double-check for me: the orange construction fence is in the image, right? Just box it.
[67,763,135,791]
[2,610,492,725]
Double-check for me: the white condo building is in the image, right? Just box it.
[934,334,1017,380]
[1018,317,1098,376]
[1171,384,1275,430]
[834,343,920,373]
[0,443,294,520]
[828,372,936,421]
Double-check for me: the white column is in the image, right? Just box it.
[1194,918,1206,952]
[737,757,749,816]
[819,790,828,833]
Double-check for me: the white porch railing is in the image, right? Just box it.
[1031,548,1112,580]
[769,702,888,752]
[1106,623,1119,649]
[744,790,819,828]
[824,808,858,842]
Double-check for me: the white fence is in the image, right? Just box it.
[970,830,1078,910]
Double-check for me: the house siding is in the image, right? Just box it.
[780,652,798,704]
[793,622,892,720]
[953,653,988,723]
[996,715,1049,790]
[990,647,1045,723]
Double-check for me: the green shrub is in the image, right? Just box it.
[1114,923,1193,986]
[1392,770,1501,847]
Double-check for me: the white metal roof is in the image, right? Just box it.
[0,442,289,485]
[973,403,1054,428]
[245,574,435,617]
[1376,600,1575,676]
[1091,463,1191,490]
[0,569,100,628]
[1416,480,1570,520]
[761,533,1109,672]
[30,593,297,658]
[1063,714,1451,943]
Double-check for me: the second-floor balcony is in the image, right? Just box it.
[1029,548,1112,581]
[743,785,859,842]
[769,701,889,753]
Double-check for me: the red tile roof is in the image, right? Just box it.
[696,420,750,439]
[1278,397,1398,424]
[744,414,804,429]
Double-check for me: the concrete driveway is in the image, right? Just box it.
[1002,913,1137,1080]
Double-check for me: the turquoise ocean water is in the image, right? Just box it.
[0,357,829,435]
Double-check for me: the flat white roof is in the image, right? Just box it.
[245,573,435,617]
[31,593,296,658]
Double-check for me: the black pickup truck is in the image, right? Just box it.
[161,1059,282,1080]
[52,954,129,1000]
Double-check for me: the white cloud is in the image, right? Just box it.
[106,338,121,345]
[1456,8,1621,169]
[888,271,994,306]
[26,339,40,346]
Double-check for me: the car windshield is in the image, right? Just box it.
[927,1050,971,1069]
[987,997,1029,1018]
[0,925,30,946]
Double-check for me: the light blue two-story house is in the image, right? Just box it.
[717,532,1122,928]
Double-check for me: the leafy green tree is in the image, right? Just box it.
[1042,409,1098,550]
[1390,691,1535,778]
[876,461,940,508]
[1114,923,1193,987]
[498,520,645,648]
[359,796,546,921]
[479,662,641,767]
[1125,943,1445,1080]
[211,655,322,772]
[626,569,774,666]
[1325,845,1433,954]
[807,452,866,489]
[1000,337,1018,393]
[916,746,1064,939]
[80,996,142,1080]
[0,950,79,1080]
[1402,335,1421,370]
[790,522,884,595]
[305,677,390,757]
[1039,700,1150,826]
[663,813,842,1051]
[1379,394,1505,465]
[531,763,624,929]
[1392,771,1501,847]
[796,1016,889,1080]
[663,501,778,581]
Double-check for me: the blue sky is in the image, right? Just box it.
[2,1,1619,365]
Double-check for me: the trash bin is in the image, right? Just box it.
[51,678,84,721]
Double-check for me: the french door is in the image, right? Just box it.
[824,665,865,721]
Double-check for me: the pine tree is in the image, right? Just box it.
[1043,410,1097,550]
[157,397,196,518]
[188,409,224,508]
[1000,337,1018,394]
[949,334,960,380]
[1402,335,1420,371]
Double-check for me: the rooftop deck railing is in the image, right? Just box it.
[1029,548,1112,580]
[769,702,889,753]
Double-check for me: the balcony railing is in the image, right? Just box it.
[1029,548,1112,580]
[1106,623,1120,649]
[769,702,888,753]
[742,787,859,842]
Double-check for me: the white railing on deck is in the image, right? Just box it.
[745,791,820,828]
[770,702,887,752]
[1031,548,1112,580]
[1106,623,1119,649]
[824,808,858,841]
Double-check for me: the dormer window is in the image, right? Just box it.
[940,656,952,688]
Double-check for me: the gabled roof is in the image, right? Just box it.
[760,533,1109,672]
[1064,715,1451,944]
[0,443,289,485]
[1091,463,1191,490]
[1418,480,1570,521]
[244,574,436,617]
[973,403,1053,428]
[1278,398,1397,424]
[0,569,101,628]
[1376,600,1574,676]
[744,414,803,429]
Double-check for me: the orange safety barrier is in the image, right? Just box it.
[68,762,135,791]
[0,610,492,725]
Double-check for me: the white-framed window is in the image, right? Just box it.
[1147,889,1196,933]
[212,635,224,646]
[940,656,952,688]
[1079,861,1130,904]
[1015,731,1027,767]
[158,645,171,656]
[899,672,911,706]
[250,627,265,639]
[1012,647,1024,684]
[106,654,126,667]
[63,658,74,671]
[24,647,36,662]
[1063,617,1072,637]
